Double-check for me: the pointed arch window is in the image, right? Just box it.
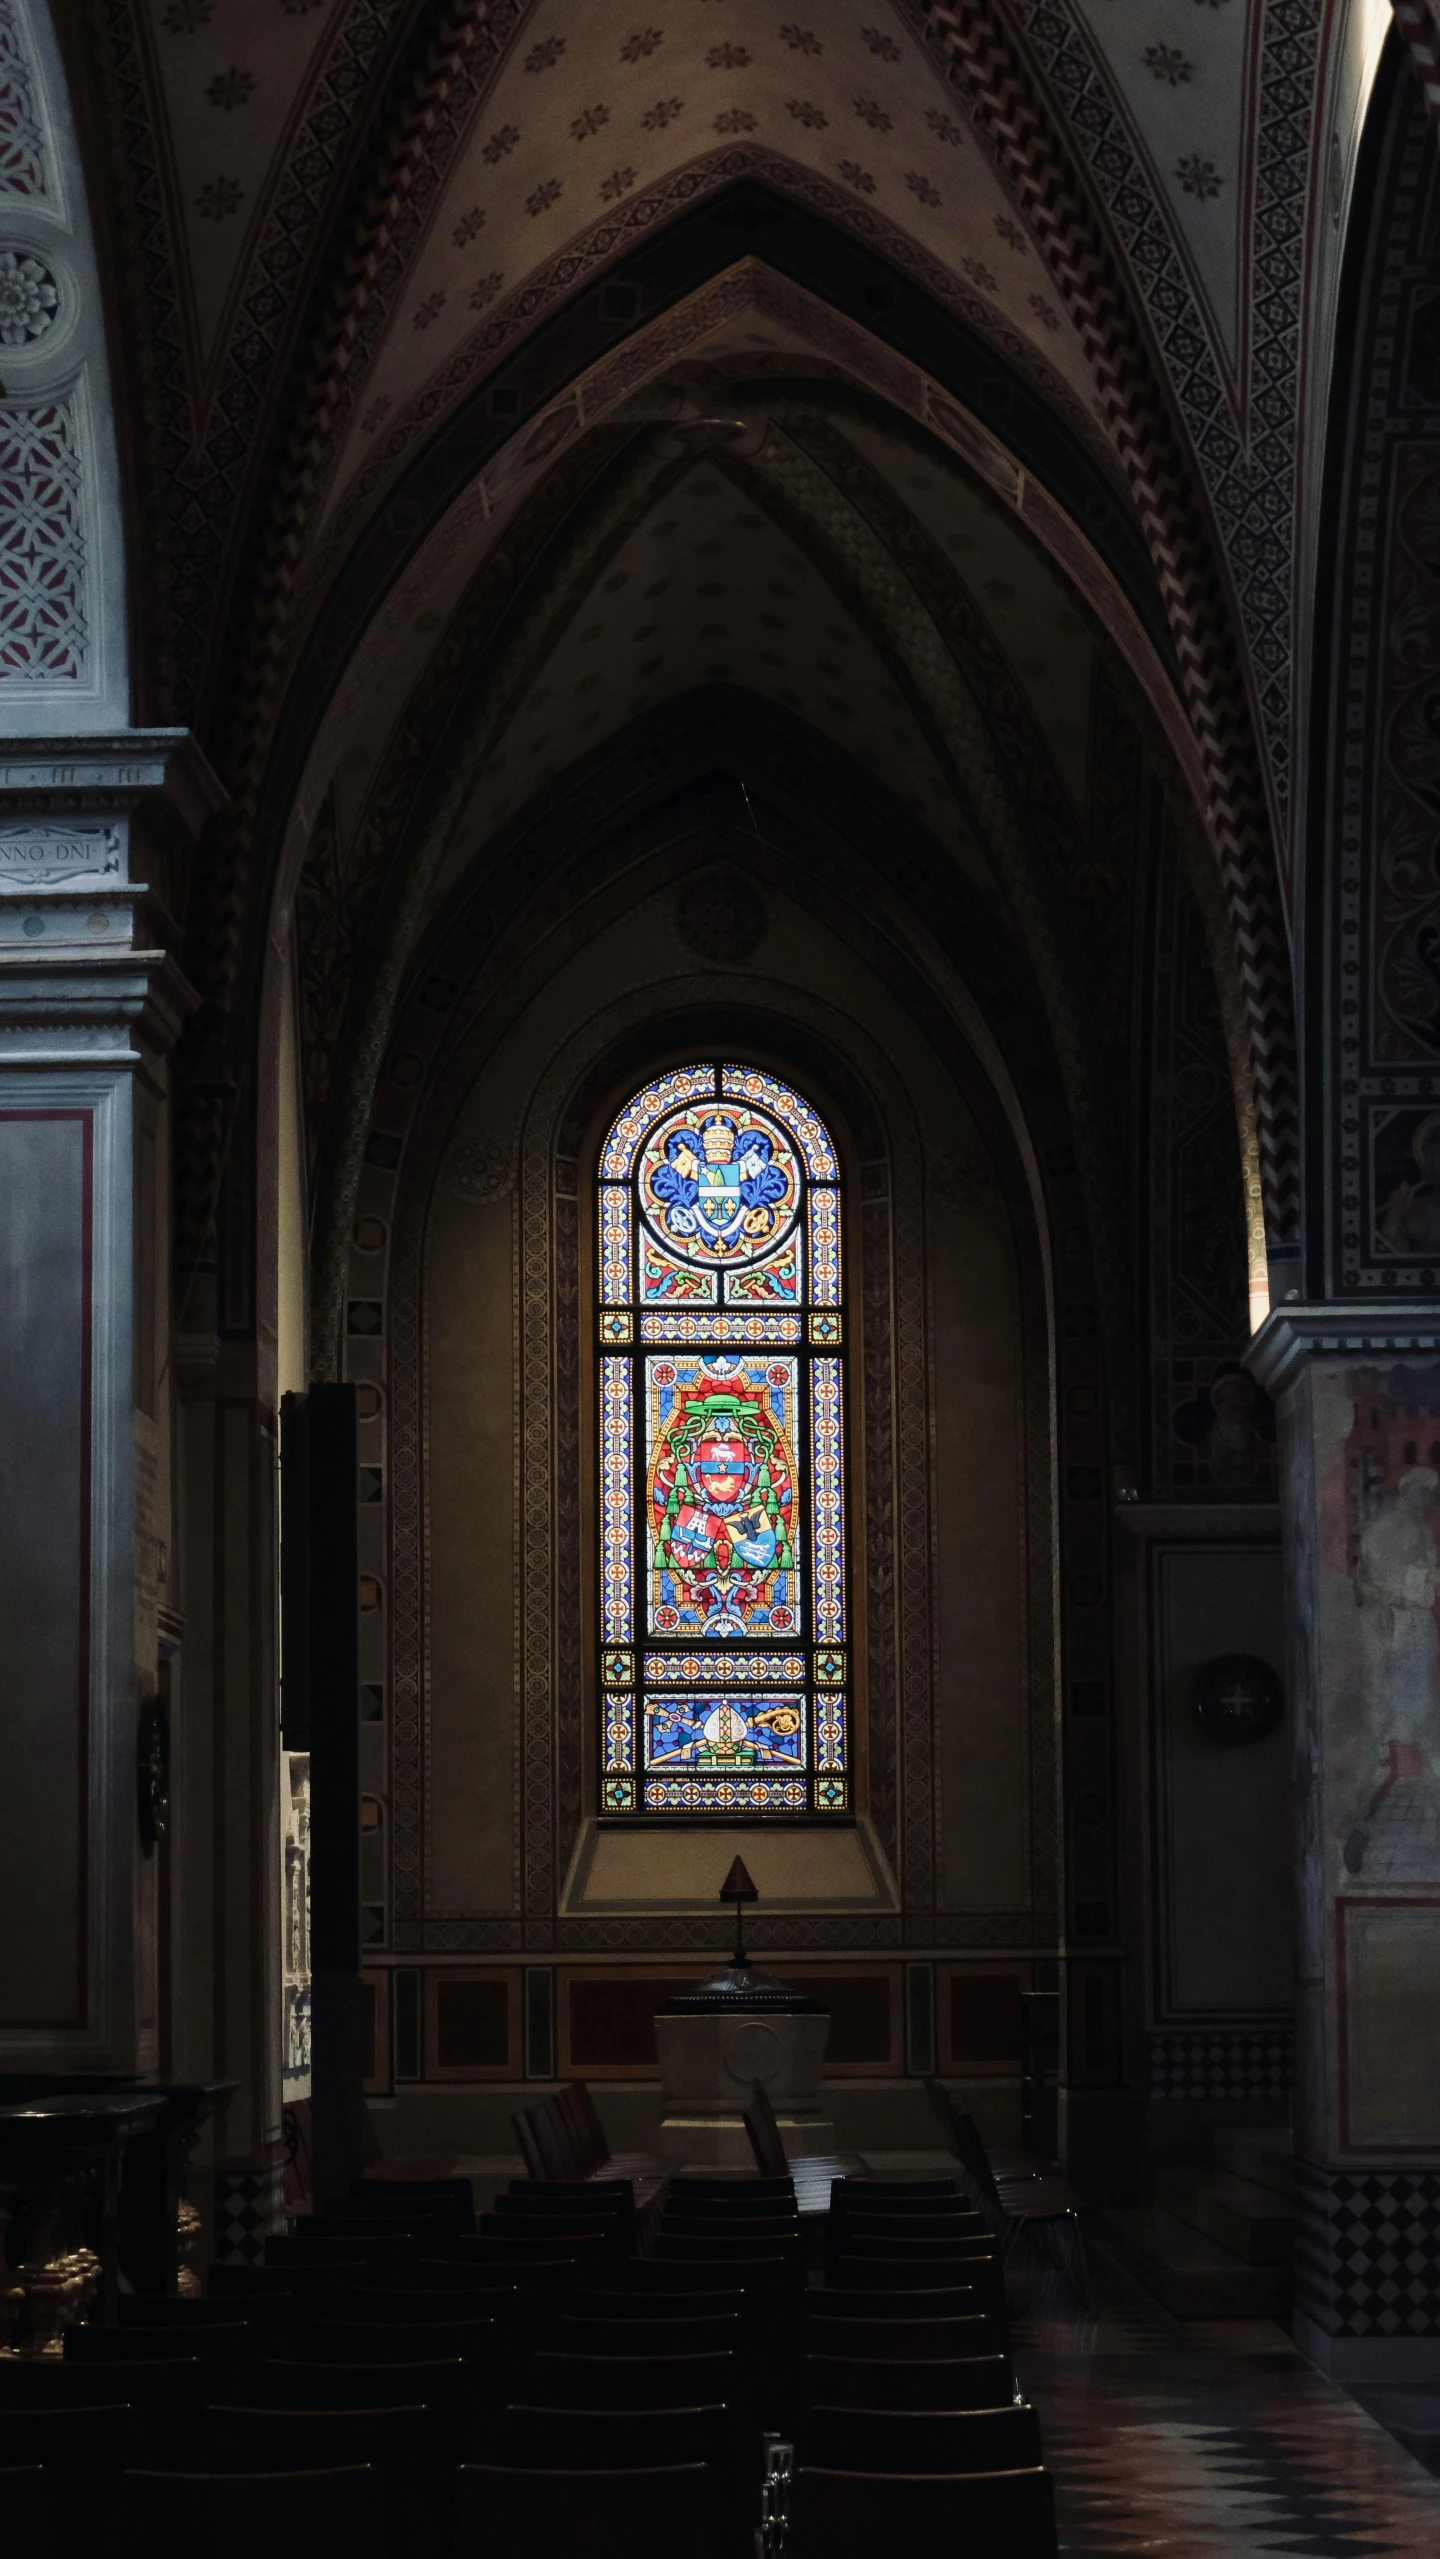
[597,1064,848,1817]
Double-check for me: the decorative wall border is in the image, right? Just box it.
[1318,81,1440,1297]
[921,0,1302,1246]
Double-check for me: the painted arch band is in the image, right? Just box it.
[598,1063,847,1816]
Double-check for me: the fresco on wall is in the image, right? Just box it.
[1374,1108,1440,1258]
[1173,1362,1277,1490]
[1323,1366,1440,1887]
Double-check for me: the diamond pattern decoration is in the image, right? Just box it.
[1148,2027,1292,2101]
[1299,2162,1440,2338]
[211,2164,284,2265]
[1015,2256,1440,2554]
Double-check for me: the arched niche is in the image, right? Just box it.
[335,761,1110,1960]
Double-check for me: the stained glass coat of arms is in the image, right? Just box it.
[599,1065,847,1815]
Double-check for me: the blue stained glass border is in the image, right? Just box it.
[721,1063,838,1179]
[601,1064,716,1179]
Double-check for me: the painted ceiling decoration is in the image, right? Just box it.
[62,0,1401,1282]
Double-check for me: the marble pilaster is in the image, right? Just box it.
[1250,1306,1440,2379]
[0,734,221,2078]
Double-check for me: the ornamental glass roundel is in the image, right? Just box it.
[597,1062,848,1819]
[638,1102,802,1272]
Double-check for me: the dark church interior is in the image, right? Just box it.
[7,1,1440,2551]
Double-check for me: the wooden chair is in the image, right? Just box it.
[493,2193,629,2225]
[229,2358,469,2433]
[210,2259,365,2312]
[305,2212,440,2240]
[559,2083,610,2177]
[66,2320,257,2364]
[496,2399,753,2542]
[557,2312,743,2359]
[929,2084,1091,2308]
[575,2287,756,2346]
[805,2311,997,2361]
[529,2349,743,2412]
[837,2212,988,2244]
[802,2402,1042,2474]
[118,2465,387,2559]
[462,2230,615,2266]
[453,2460,720,2559]
[195,2406,444,2559]
[499,2403,735,2475]
[477,2210,625,2254]
[671,2175,796,2203]
[661,2209,800,2237]
[832,2176,959,2203]
[0,2466,59,2559]
[350,2285,517,2326]
[655,2228,802,2266]
[511,2094,581,2183]
[350,2177,475,2237]
[288,2315,503,2368]
[421,2251,584,2328]
[0,2355,201,2411]
[623,2256,795,2296]
[787,2462,1058,2557]
[831,2230,995,2260]
[121,2289,297,2330]
[801,2354,1014,2412]
[503,2176,633,2205]
[814,2284,981,2322]
[827,2251,1003,2305]
[268,2232,416,2269]
[0,2410,133,2555]
[418,2259,529,2298]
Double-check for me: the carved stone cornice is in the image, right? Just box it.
[0,948,199,1061]
[0,732,227,841]
[1114,1501,1281,1539]
[1246,1303,1440,1398]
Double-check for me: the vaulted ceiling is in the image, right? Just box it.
[64,0,1407,1270]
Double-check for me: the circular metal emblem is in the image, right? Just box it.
[1191,1653,1284,1747]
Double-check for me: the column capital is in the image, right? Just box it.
[1245,1302,1440,1398]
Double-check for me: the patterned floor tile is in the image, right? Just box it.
[1012,2250,1440,2555]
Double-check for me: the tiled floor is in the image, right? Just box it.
[1012,2247,1440,2555]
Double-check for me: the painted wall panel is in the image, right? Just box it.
[1153,1544,1291,2016]
[934,1190,1029,1910]
[426,1179,517,1913]
[0,1109,88,2023]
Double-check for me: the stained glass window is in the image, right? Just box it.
[598,1064,848,1816]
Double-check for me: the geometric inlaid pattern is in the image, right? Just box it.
[1148,2029,1293,2103]
[1297,2162,1440,2340]
[210,2163,284,2267]
[1014,2254,1440,2553]
[0,397,88,681]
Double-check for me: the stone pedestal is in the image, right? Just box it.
[655,2008,832,2167]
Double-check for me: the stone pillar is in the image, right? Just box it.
[0,735,220,2075]
[1249,1308,1440,2380]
